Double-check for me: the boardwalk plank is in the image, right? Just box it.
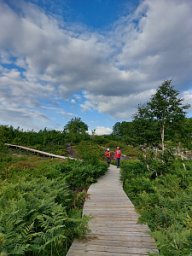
[67,165,158,255]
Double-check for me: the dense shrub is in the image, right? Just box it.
[0,153,107,255]
[121,159,192,256]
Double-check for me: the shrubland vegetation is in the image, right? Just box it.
[0,147,107,255]
[121,155,192,256]
[119,81,192,255]
[0,80,192,255]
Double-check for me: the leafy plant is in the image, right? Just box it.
[121,158,192,255]
[0,151,107,255]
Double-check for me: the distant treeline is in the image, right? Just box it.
[1,81,191,150]
[0,117,192,150]
[112,117,192,149]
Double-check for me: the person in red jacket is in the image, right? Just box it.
[104,148,111,166]
[115,146,122,168]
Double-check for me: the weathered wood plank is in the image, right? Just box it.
[5,143,76,160]
[72,239,156,247]
[67,165,158,255]
[69,243,158,254]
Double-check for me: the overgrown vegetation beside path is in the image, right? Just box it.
[0,148,108,256]
[0,80,192,255]
[121,152,192,256]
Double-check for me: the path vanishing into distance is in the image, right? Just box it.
[6,143,158,255]
[67,164,158,256]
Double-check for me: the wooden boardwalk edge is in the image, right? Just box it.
[5,143,76,160]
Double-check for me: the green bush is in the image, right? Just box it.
[0,176,82,255]
[0,152,107,255]
[121,158,192,255]
[65,161,107,191]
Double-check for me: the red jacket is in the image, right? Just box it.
[105,151,111,158]
[115,149,121,158]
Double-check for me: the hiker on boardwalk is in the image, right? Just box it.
[115,146,122,168]
[104,148,111,166]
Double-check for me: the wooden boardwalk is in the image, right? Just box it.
[5,143,76,160]
[67,165,158,256]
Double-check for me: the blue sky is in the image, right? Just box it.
[0,0,192,134]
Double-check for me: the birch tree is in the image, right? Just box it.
[134,80,190,150]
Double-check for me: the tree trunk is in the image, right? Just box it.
[178,142,187,171]
[160,123,165,151]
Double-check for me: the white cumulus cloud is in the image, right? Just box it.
[0,0,191,130]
